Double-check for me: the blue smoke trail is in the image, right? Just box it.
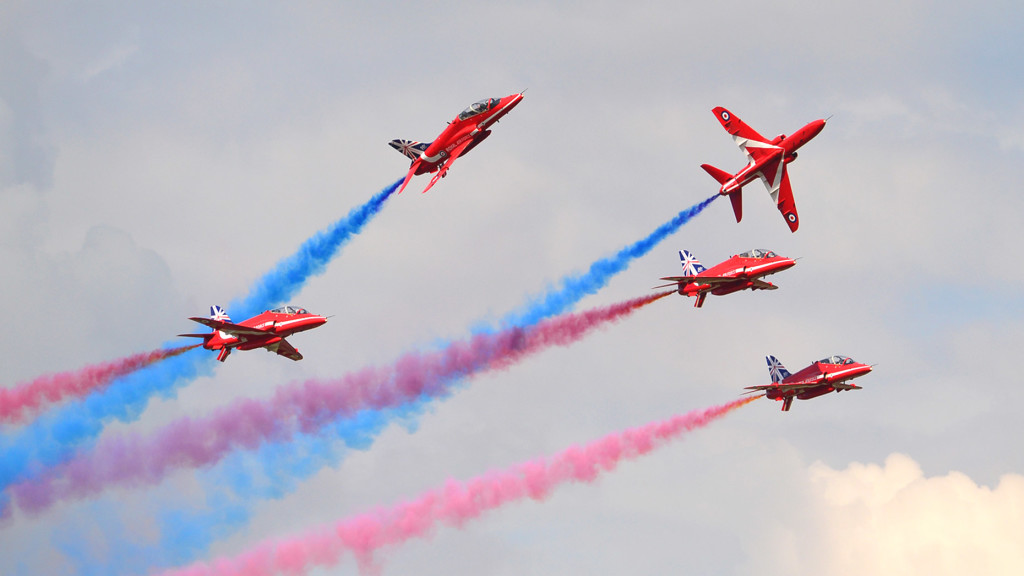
[229,179,401,319]
[500,194,718,328]
[0,179,401,502]
[62,194,717,574]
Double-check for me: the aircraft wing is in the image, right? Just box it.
[420,137,475,194]
[774,168,799,232]
[188,317,269,337]
[753,157,799,232]
[713,107,769,142]
[658,275,736,285]
[749,279,778,290]
[744,380,822,393]
[267,338,303,361]
[712,107,778,162]
[756,157,785,200]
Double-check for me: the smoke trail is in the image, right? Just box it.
[41,193,712,572]
[8,293,670,515]
[229,179,401,319]
[500,194,717,328]
[155,396,757,576]
[0,346,198,426]
[0,180,401,499]
[100,196,717,571]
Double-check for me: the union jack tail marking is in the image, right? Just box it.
[389,139,431,161]
[679,250,706,277]
[209,305,231,323]
[766,355,791,383]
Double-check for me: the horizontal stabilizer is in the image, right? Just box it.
[701,163,733,185]
[177,333,212,339]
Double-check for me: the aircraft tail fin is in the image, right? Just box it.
[728,189,743,222]
[678,250,706,277]
[766,355,791,383]
[210,305,231,323]
[389,139,430,162]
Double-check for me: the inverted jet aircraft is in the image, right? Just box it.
[179,305,327,362]
[701,107,826,232]
[745,355,873,411]
[654,249,796,307]
[390,92,525,194]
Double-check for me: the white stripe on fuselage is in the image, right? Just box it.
[824,366,865,381]
[255,317,313,331]
[743,261,782,276]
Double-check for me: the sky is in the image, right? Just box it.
[2,1,1024,574]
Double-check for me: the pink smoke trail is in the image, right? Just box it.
[154,396,758,576]
[9,293,672,515]
[0,345,199,425]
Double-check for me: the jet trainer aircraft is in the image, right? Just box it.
[390,92,525,194]
[654,249,796,307]
[745,355,873,411]
[179,305,327,362]
[701,106,826,232]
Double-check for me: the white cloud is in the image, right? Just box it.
[803,454,1024,576]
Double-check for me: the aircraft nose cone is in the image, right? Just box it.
[774,257,797,271]
[505,93,524,110]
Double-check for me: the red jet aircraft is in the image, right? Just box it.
[654,249,796,307]
[390,92,525,194]
[746,354,873,411]
[701,107,826,232]
[179,305,327,362]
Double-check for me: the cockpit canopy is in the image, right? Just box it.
[819,355,855,365]
[458,98,499,121]
[737,249,777,259]
[270,305,310,315]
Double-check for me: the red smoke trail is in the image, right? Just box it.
[155,396,757,576]
[10,293,671,515]
[0,345,199,425]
